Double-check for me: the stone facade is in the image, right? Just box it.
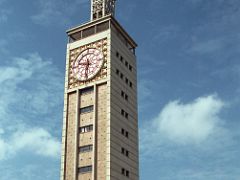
[96,84,108,179]
[60,16,138,180]
[65,92,78,180]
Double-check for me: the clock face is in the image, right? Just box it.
[72,48,104,81]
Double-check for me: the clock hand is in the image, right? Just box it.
[85,59,90,78]
[79,62,88,65]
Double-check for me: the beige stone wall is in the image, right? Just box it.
[109,27,139,180]
[96,83,108,179]
[77,83,108,180]
[63,35,110,180]
[78,91,94,180]
[65,92,77,180]
[77,172,92,180]
[80,93,94,107]
[79,133,93,147]
[79,112,94,128]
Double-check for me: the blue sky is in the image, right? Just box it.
[0,0,240,179]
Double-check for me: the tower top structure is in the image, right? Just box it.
[91,0,116,21]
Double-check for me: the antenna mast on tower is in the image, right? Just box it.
[91,0,116,21]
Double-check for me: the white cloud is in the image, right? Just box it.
[189,38,225,54]
[13,128,60,157]
[155,95,224,144]
[0,137,8,160]
[0,53,63,160]
[0,53,63,120]
[0,127,60,160]
[141,95,226,154]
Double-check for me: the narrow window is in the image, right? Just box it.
[121,109,125,116]
[120,56,123,62]
[121,128,125,135]
[121,148,125,154]
[125,61,128,67]
[125,78,129,84]
[80,86,93,95]
[116,51,119,58]
[125,94,128,101]
[121,91,124,97]
[79,125,93,133]
[126,170,129,177]
[79,145,93,153]
[126,150,129,157]
[80,105,93,114]
[79,165,92,174]
[122,168,125,175]
[129,65,133,71]
[125,112,129,119]
[116,69,120,75]
[120,73,123,79]
[125,131,129,138]
[129,82,133,88]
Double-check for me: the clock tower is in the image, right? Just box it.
[60,1,139,180]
